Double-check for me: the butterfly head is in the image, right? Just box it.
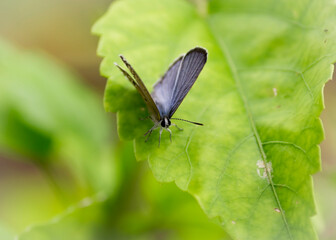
[160,117,171,128]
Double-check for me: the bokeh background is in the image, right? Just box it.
[0,0,335,239]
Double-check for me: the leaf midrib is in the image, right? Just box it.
[206,18,293,240]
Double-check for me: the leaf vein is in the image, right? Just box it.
[209,31,293,239]
[185,130,195,188]
[238,66,314,99]
[209,133,254,211]
[262,140,311,162]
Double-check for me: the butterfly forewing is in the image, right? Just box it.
[152,47,207,118]
[151,56,183,117]
[169,47,207,117]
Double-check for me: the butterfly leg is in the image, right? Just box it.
[158,127,163,147]
[144,123,158,142]
[145,130,153,142]
[166,128,172,143]
[172,123,183,131]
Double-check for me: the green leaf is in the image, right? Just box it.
[93,0,336,239]
[16,194,107,240]
[111,148,229,240]
[17,143,228,240]
[0,170,65,233]
[0,39,115,197]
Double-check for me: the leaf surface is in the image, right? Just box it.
[93,0,336,239]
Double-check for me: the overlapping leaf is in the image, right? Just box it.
[0,39,115,195]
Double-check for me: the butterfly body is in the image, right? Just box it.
[160,117,171,128]
[115,47,207,145]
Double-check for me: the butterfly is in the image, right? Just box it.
[114,47,207,145]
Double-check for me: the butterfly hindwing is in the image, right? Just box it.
[117,56,161,122]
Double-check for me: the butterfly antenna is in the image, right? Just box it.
[170,118,203,126]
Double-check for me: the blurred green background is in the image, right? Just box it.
[0,0,335,239]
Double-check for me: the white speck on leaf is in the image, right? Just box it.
[257,160,273,181]
[232,220,236,224]
[274,208,281,213]
[256,160,265,168]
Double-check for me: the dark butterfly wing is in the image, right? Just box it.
[152,47,207,118]
[169,47,207,117]
[115,57,161,122]
[151,56,183,117]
